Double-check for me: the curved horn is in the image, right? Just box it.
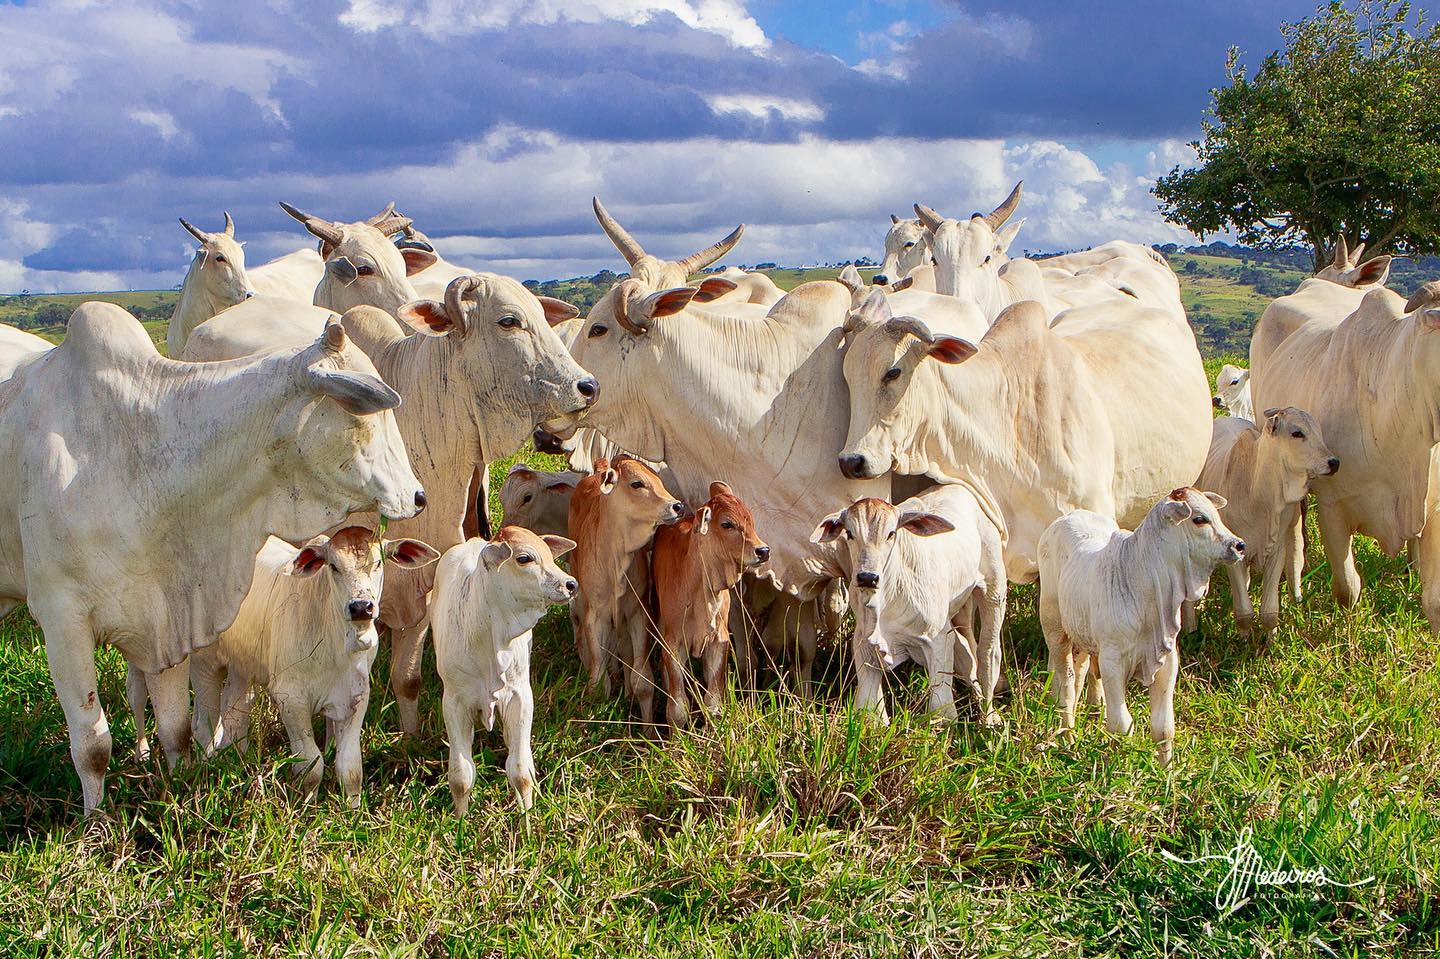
[178,217,209,244]
[678,223,745,276]
[983,181,1023,230]
[1405,281,1440,313]
[222,211,235,237]
[914,203,944,232]
[366,201,397,226]
[370,214,413,237]
[1350,240,1366,264]
[279,201,345,248]
[592,196,646,266]
[444,274,483,326]
[1333,233,1349,270]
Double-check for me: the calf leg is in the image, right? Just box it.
[218,680,254,753]
[442,692,477,817]
[124,664,150,762]
[1286,507,1306,603]
[1083,653,1104,707]
[1316,502,1361,609]
[974,587,1005,727]
[850,627,890,725]
[496,673,538,810]
[145,660,193,770]
[658,630,691,733]
[1180,600,1197,636]
[1230,561,1256,636]
[1098,650,1133,738]
[623,613,657,727]
[700,637,728,716]
[41,616,112,816]
[278,700,324,795]
[1418,517,1440,634]
[188,651,225,758]
[925,630,958,721]
[389,618,430,739]
[728,596,758,690]
[334,686,370,808]
[1148,648,1180,767]
[1039,594,1076,734]
[793,600,817,695]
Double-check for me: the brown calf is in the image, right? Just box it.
[650,482,768,732]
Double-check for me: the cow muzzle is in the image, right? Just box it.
[839,453,874,479]
[1324,456,1340,475]
[348,599,377,623]
[532,427,571,456]
[1212,395,1224,409]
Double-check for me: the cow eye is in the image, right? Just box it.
[355,263,376,277]
[521,493,533,504]
[1192,515,1210,526]
[498,314,521,329]
[516,553,534,565]
[588,323,608,338]
[213,254,226,263]
[630,480,643,489]
[883,367,902,383]
[931,257,938,265]
[721,520,735,530]
[1291,430,1305,439]
[903,241,915,249]
[982,255,992,265]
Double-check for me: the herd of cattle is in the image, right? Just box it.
[1,185,1435,818]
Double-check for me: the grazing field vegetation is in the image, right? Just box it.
[1,262,1437,956]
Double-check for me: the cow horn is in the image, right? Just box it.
[885,315,935,344]
[222,211,235,237]
[983,181,1023,230]
[593,196,646,266]
[178,217,209,244]
[678,223,745,276]
[1333,233,1349,270]
[371,214,414,238]
[914,203,944,232]
[444,274,483,326]
[1350,241,1366,263]
[366,201,397,226]
[280,201,345,248]
[1405,281,1440,313]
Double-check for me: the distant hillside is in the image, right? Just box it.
[6,245,1436,360]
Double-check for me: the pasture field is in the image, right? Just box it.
[2,397,1439,955]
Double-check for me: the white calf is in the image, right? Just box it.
[1190,410,1337,635]
[187,528,438,804]
[432,526,577,814]
[498,464,584,536]
[1038,488,1245,766]
[811,486,1006,724]
[1212,364,1253,420]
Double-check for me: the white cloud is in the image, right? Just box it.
[129,109,180,141]
[706,94,825,123]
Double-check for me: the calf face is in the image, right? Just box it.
[811,497,954,599]
[1261,407,1339,478]
[287,526,439,652]
[1159,487,1246,566]
[480,526,578,606]
[499,465,583,536]
[593,455,685,529]
[1213,364,1249,411]
[694,481,769,574]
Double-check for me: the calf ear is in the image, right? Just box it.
[1202,491,1228,510]
[599,468,619,495]
[397,300,456,336]
[308,368,402,415]
[1159,500,1193,524]
[541,535,577,559]
[698,505,713,535]
[481,540,513,570]
[400,247,438,276]
[538,297,580,326]
[384,538,441,568]
[1236,368,1251,385]
[928,336,977,364]
[508,464,536,477]
[1263,408,1283,433]
[690,277,738,302]
[810,512,846,544]
[286,545,328,577]
[898,511,955,536]
[545,480,575,493]
[708,480,734,499]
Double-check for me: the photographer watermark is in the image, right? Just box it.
[1162,827,1375,916]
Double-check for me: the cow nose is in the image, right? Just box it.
[755,545,770,562]
[856,571,880,589]
[576,377,600,404]
[414,489,427,512]
[1233,539,1246,555]
[244,290,256,300]
[872,274,889,286]
[563,578,577,595]
[1327,457,1340,474]
[839,453,868,479]
[533,427,567,455]
[1212,395,1224,408]
[670,501,684,515]
[348,599,376,622]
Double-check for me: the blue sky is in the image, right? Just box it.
[0,0,1430,292]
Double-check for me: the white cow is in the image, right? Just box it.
[0,304,423,814]
[187,529,439,804]
[433,526,577,813]
[837,293,1213,583]
[1212,364,1253,419]
[1187,410,1338,635]
[837,265,989,343]
[811,487,1006,725]
[1038,488,1246,766]
[875,215,935,290]
[0,323,53,380]
[687,266,784,307]
[166,213,255,357]
[393,224,482,301]
[248,247,325,302]
[1252,282,1440,629]
[188,279,596,736]
[499,465,584,536]
[1249,234,1392,375]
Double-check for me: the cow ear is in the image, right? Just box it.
[481,540,513,570]
[810,512,846,544]
[400,247,438,276]
[1263,408,1283,433]
[993,218,1025,254]
[286,545,329,577]
[1347,255,1391,287]
[898,511,955,536]
[545,480,575,493]
[927,336,977,364]
[1420,308,1440,331]
[538,297,580,326]
[690,277,738,303]
[639,287,696,323]
[508,464,536,477]
[698,506,713,535]
[308,368,402,415]
[1203,492,1228,510]
[397,300,456,336]
[541,535,576,560]
[599,468,619,495]
[1236,368,1250,385]
[383,538,441,568]
[708,481,733,499]
[1160,500,1193,524]
[837,265,864,293]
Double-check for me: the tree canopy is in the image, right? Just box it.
[1155,1,1440,271]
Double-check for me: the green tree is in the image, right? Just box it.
[1155,1,1440,271]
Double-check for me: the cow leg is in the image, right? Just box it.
[219,679,254,753]
[1098,649,1133,738]
[1148,648,1180,768]
[442,692,477,817]
[124,664,151,762]
[974,587,1005,727]
[1230,561,1256,636]
[334,686,369,808]
[925,631,958,722]
[278,700,324,795]
[1316,503,1361,608]
[389,618,429,739]
[850,627,890,725]
[658,632,690,733]
[793,600,817,695]
[188,651,224,758]
[496,672,537,810]
[1180,600,1198,636]
[1418,521,1440,633]
[41,617,111,816]
[951,625,979,703]
[145,659,192,770]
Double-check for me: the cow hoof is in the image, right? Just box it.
[1235,617,1254,638]
[513,776,535,811]
[1257,614,1278,634]
[979,711,1003,729]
